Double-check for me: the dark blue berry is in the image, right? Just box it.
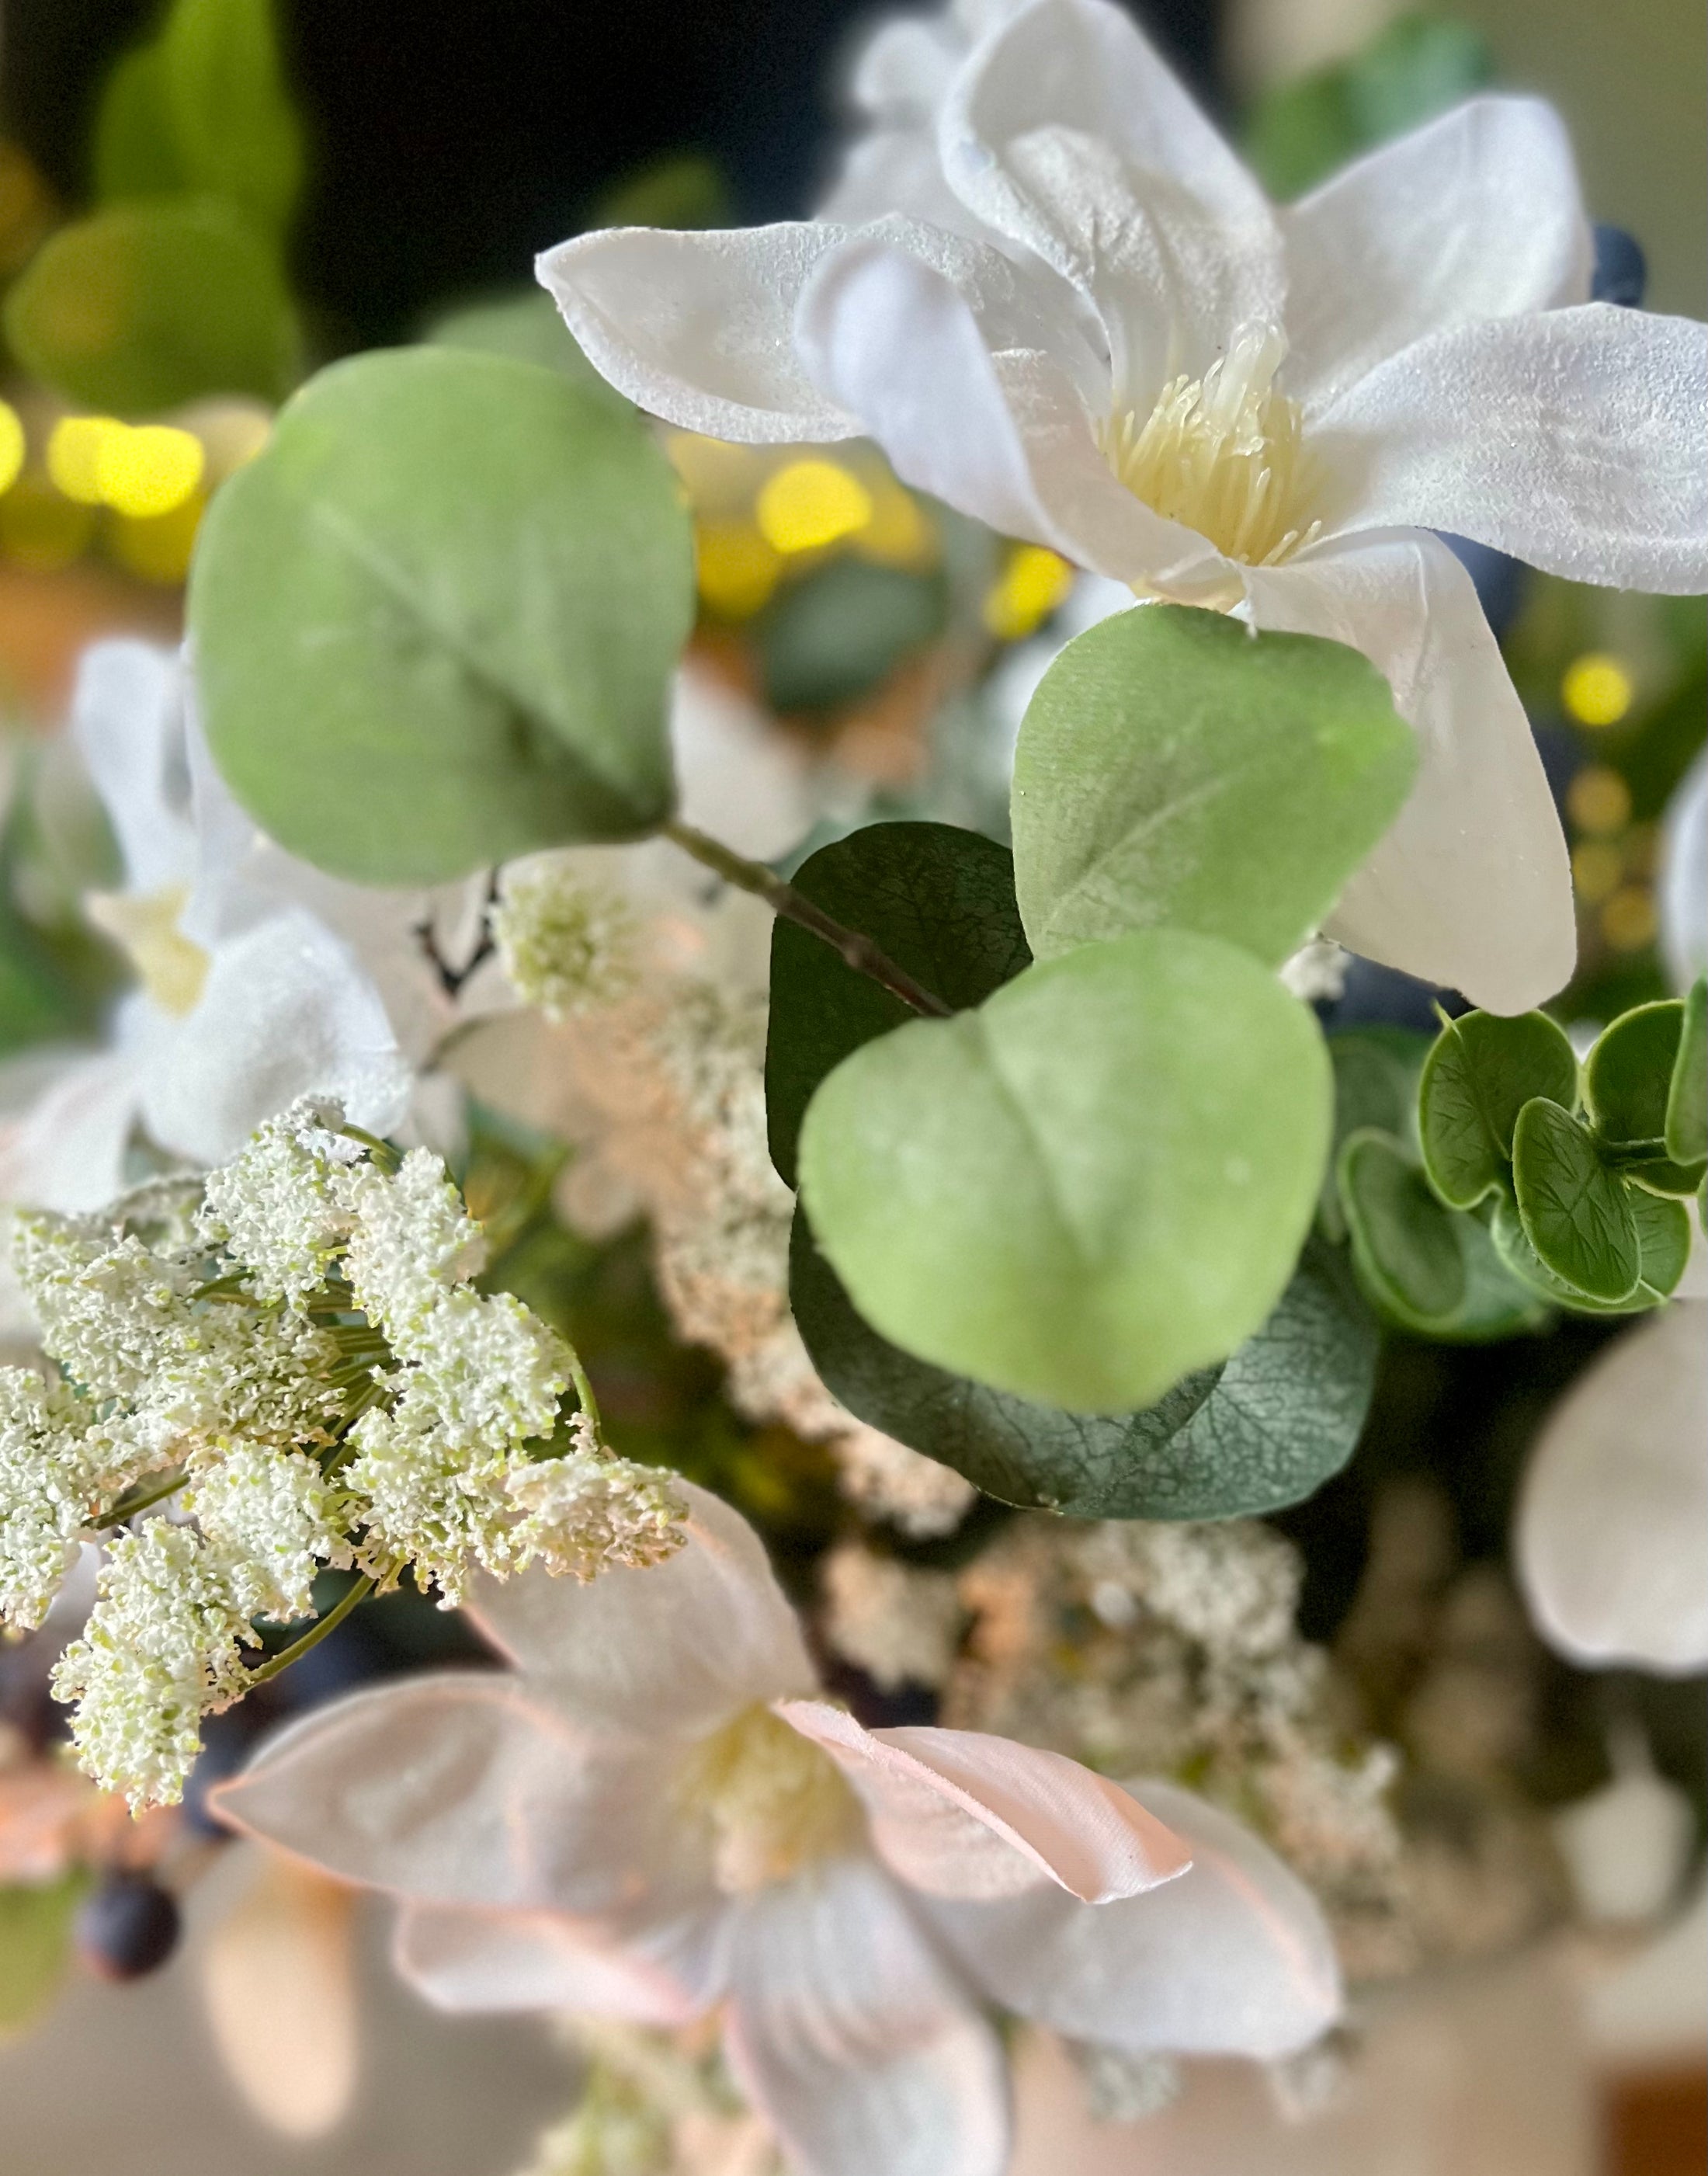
[76,1873,181,1981]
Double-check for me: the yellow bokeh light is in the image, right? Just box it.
[96,423,205,518]
[106,493,204,585]
[1566,764,1631,837]
[0,402,24,496]
[1571,839,1624,905]
[696,520,782,619]
[1561,652,1633,728]
[983,545,1074,641]
[47,415,125,504]
[1601,885,1658,951]
[855,478,935,570]
[755,460,873,554]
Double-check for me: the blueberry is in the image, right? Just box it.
[1592,225,1646,309]
[76,1872,181,1982]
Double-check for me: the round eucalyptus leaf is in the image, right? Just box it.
[791,1214,1376,1519]
[5,200,300,414]
[189,347,693,883]
[1321,1027,1429,1240]
[1584,999,1683,1147]
[1418,1009,1579,1210]
[1338,1128,1466,1323]
[765,822,1030,1188]
[1512,1097,1640,1305]
[797,928,1331,1415]
[1011,603,1417,967]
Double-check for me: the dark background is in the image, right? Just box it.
[2,0,1222,350]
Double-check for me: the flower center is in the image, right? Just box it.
[84,883,210,1017]
[1098,322,1321,568]
[675,1704,863,1894]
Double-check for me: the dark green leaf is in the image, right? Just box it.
[1339,1127,1466,1323]
[765,822,1030,1189]
[1493,1190,1689,1314]
[1512,1097,1641,1304]
[1012,604,1417,968]
[791,1213,1375,1520]
[1321,1027,1429,1239]
[797,928,1331,1414]
[189,348,694,883]
[1585,999,1683,1146]
[0,1874,85,2038]
[1666,979,1706,1166]
[1418,1009,1579,1209]
[757,558,946,712]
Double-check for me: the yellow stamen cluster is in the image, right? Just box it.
[676,1704,863,1893]
[1099,322,1321,568]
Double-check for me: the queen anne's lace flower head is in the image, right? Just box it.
[491,852,641,1021]
[0,1100,686,1807]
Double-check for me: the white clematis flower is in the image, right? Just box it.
[1517,1302,1708,1674]
[0,641,411,1212]
[540,0,1708,1014]
[214,1482,1341,2176]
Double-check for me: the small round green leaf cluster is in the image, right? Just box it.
[1336,982,1705,1334]
[0,1102,683,1808]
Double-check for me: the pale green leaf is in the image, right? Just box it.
[1011,604,1417,967]
[797,927,1331,1414]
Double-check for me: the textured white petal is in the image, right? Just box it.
[137,906,411,1164]
[776,1702,1190,1903]
[1518,1304,1708,1673]
[393,1903,704,2022]
[939,0,1282,396]
[796,236,1223,594]
[1284,96,1591,412]
[464,1479,817,1736]
[0,1045,141,1213]
[1318,305,1708,593]
[212,1675,696,1919]
[1244,530,1575,1013]
[536,224,862,443]
[925,1779,1342,2058]
[724,1855,1008,2176]
[69,640,197,894]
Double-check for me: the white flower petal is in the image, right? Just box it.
[212,1675,693,1918]
[1244,530,1575,1013]
[536,224,862,443]
[843,16,964,127]
[0,1045,141,1213]
[672,665,814,862]
[724,1855,1008,2176]
[1518,1304,1708,1674]
[939,0,1282,395]
[1283,96,1591,412]
[925,1778,1342,2058]
[1661,752,1708,992]
[795,235,1222,593]
[137,907,411,1164]
[69,640,197,894]
[392,1903,704,2022]
[464,1479,817,1736]
[776,1701,1190,1903]
[1318,304,1708,593]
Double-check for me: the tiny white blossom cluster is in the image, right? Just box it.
[490,852,640,1021]
[0,1101,684,1808]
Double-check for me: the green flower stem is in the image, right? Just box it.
[663,819,953,1020]
[92,1469,187,1529]
[247,1573,379,1686]
[567,1350,602,1437]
